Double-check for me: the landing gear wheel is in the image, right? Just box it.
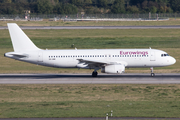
[151,73,155,77]
[92,71,98,77]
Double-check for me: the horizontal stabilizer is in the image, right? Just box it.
[4,52,28,58]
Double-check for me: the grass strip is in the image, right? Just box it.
[0,84,180,118]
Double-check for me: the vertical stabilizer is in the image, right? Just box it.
[7,23,40,52]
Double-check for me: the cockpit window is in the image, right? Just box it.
[161,54,169,57]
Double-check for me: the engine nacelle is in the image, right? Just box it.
[101,64,125,74]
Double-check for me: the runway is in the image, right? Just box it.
[0,73,180,84]
[1,26,180,29]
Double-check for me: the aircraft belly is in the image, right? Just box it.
[46,58,78,68]
[127,58,150,67]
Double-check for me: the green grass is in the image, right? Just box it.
[0,29,180,73]
[1,18,180,26]
[0,84,180,118]
[2,29,180,49]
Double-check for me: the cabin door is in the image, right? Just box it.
[38,52,43,62]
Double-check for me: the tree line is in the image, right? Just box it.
[0,0,180,15]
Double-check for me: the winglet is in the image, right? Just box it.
[7,23,40,52]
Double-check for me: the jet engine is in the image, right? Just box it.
[101,64,125,74]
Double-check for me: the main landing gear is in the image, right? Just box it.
[92,70,98,77]
[150,67,155,77]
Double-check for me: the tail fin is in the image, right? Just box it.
[7,23,40,52]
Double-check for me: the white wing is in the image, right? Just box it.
[77,58,128,69]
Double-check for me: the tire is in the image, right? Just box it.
[151,73,155,77]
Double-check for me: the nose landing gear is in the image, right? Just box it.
[150,67,155,77]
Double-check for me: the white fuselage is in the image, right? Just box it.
[5,49,176,69]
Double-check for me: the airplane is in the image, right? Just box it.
[4,23,176,77]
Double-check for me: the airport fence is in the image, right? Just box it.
[0,13,180,21]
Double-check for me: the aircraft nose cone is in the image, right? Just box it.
[170,57,176,65]
[172,57,176,64]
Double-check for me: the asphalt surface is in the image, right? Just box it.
[1,26,180,29]
[0,73,180,84]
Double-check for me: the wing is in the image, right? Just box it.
[77,58,128,69]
